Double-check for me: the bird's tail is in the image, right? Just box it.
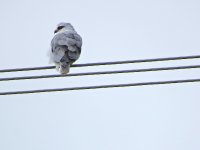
[59,62,70,74]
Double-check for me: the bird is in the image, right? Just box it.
[50,22,82,74]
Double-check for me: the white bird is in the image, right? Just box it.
[50,22,82,74]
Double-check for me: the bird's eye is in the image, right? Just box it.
[57,26,64,30]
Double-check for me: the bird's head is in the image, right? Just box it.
[54,22,74,34]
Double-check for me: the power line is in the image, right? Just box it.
[0,65,200,82]
[0,78,200,95]
[1,55,200,73]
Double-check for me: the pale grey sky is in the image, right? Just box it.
[0,0,200,150]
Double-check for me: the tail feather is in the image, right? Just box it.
[59,62,70,74]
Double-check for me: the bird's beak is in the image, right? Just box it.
[54,29,59,34]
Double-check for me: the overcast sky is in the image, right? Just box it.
[0,0,200,150]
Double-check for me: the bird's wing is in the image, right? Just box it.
[51,31,82,63]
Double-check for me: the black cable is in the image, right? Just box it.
[0,65,200,81]
[0,78,200,95]
[1,55,200,73]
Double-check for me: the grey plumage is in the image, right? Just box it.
[50,22,82,74]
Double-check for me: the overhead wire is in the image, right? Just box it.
[0,54,200,95]
[0,54,200,73]
[0,78,200,95]
[0,65,200,81]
